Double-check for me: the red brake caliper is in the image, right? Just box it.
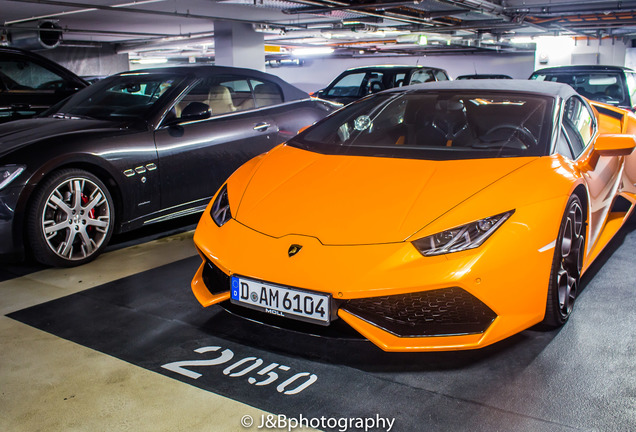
[81,194,95,232]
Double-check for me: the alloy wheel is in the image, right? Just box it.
[556,199,584,318]
[41,177,111,261]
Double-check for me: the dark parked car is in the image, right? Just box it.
[313,65,450,105]
[456,74,512,80]
[0,65,338,266]
[529,65,636,110]
[0,46,87,123]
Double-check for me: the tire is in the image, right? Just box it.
[542,194,586,328]
[27,169,115,267]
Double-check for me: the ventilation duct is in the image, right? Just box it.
[9,21,63,50]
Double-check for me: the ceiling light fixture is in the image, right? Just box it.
[292,47,335,56]
[510,37,534,44]
[136,57,169,64]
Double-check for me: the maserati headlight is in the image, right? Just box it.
[0,165,26,191]
[412,210,514,256]
[210,184,232,227]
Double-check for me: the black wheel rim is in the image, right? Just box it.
[41,177,111,261]
[556,200,584,318]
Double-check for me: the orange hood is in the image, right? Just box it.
[233,145,534,245]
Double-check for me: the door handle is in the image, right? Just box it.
[254,122,271,132]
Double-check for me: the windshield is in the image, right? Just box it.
[291,90,555,160]
[530,71,626,106]
[48,72,182,121]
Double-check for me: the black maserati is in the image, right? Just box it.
[0,65,338,266]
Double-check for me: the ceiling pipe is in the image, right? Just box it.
[435,0,505,16]
[285,0,438,26]
[8,21,63,49]
[506,1,636,16]
[284,1,425,14]
[1,24,181,39]
[3,0,307,29]
[116,33,217,54]
[285,3,469,20]
[4,0,170,25]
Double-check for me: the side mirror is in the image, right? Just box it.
[594,134,636,156]
[180,102,211,121]
[578,133,636,171]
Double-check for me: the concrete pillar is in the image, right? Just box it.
[214,21,264,71]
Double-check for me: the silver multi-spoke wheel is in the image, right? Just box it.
[543,194,586,327]
[28,169,115,267]
[42,177,111,260]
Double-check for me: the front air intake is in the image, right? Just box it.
[201,258,230,295]
[342,287,496,337]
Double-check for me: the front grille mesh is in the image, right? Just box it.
[342,287,496,337]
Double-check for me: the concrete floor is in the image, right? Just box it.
[0,232,301,432]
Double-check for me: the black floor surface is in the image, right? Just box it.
[6,213,636,432]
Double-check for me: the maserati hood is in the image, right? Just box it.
[0,117,123,157]
[234,145,534,245]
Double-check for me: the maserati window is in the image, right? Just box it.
[50,73,180,121]
[172,76,284,120]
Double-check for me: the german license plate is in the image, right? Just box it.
[230,275,331,325]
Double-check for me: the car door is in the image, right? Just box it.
[561,96,622,251]
[153,75,278,211]
[0,52,83,122]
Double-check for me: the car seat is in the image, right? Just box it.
[605,84,622,100]
[254,83,283,107]
[429,100,471,146]
[207,85,237,114]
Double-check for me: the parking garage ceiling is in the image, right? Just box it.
[2,0,636,61]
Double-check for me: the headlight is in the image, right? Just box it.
[412,210,514,256]
[0,165,26,191]
[210,184,232,227]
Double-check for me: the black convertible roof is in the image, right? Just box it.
[532,65,635,74]
[393,78,577,100]
[342,64,447,72]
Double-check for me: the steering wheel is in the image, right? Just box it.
[484,124,537,148]
[592,94,618,103]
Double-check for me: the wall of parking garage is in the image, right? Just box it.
[534,37,627,70]
[38,46,129,78]
[266,53,536,93]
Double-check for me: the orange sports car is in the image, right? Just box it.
[191,80,636,352]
